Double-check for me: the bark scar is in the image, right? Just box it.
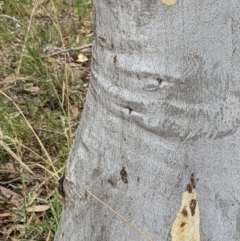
[171,173,200,241]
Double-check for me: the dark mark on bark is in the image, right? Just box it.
[181,207,188,217]
[186,173,197,193]
[190,199,197,216]
[127,106,133,114]
[180,222,186,227]
[186,183,193,193]
[190,173,196,188]
[157,78,162,85]
[120,167,128,184]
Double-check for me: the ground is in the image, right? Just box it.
[0,1,92,240]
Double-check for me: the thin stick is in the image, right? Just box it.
[42,44,93,58]
[0,14,19,22]
[82,187,153,241]
[0,178,21,185]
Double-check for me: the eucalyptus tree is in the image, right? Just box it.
[55,1,240,240]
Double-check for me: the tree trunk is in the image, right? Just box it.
[54,1,240,240]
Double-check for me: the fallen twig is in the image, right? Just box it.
[42,43,93,58]
[0,14,19,22]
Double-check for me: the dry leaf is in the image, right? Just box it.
[83,21,92,27]
[0,185,20,200]
[34,8,46,17]
[24,83,40,94]
[0,74,26,85]
[0,213,12,218]
[68,62,81,68]
[0,74,16,85]
[26,205,50,213]
[8,112,20,119]
[77,53,88,63]
[6,224,25,236]
[46,57,59,63]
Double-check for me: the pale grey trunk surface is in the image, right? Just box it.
[55,1,240,240]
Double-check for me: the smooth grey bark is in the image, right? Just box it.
[55,1,240,240]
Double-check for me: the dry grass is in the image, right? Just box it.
[0,0,92,240]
